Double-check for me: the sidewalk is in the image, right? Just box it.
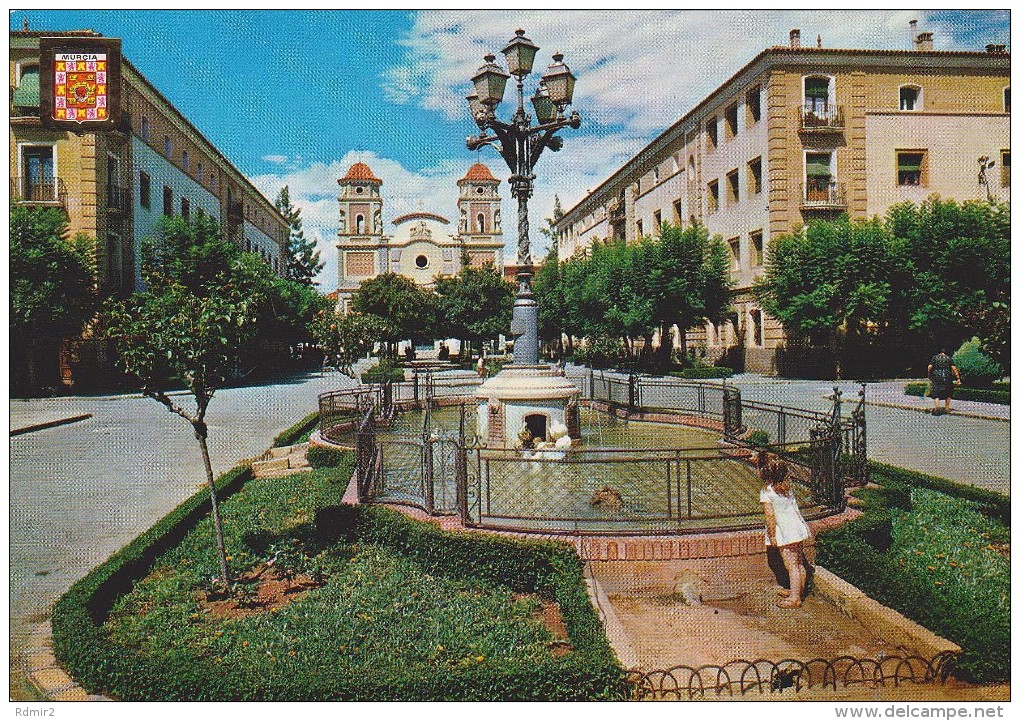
[863,381,1009,421]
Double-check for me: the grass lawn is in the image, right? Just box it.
[82,456,623,700]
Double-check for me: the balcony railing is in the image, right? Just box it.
[11,177,67,207]
[801,181,847,210]
[107,183,130,212]
[799,104,845,132]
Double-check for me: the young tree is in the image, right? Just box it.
[533,249,567,355]
[311,310,381,377]
[106,218,268,584]
[10,206,98,392]
[352,273,437,356]
[274,186,323,285]
[538,194,565,258]
[434,261,514,359]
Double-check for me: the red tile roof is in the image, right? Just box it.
[341,162,382,184]
[461,162,498,182]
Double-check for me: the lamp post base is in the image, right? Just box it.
[510,271,539,365]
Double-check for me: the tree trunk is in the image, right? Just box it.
[195,422,230,582]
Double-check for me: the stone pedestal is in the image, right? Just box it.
[476,365,580,448]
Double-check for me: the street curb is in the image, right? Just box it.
[10,414,93,436]
[23,621,111,701]
[867,400,1009,423]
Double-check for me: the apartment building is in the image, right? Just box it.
[10,29,288,296]
[554,26,1010,374]
[336,161,504,312]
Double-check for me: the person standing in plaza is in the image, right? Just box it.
[759,455,812,608]
[927,349,961,415]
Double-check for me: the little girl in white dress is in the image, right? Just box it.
[759,455,812,608]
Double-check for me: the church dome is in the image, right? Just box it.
[459,162,499,184]
[340,162,382,184]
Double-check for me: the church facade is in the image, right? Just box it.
[335,161,504,313]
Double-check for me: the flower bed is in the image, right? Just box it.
[52,453,624,701]
[816,465,1009,683]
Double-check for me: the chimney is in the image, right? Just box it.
[817,34,822,49]
[909,19,918,44]
[915,31,934,52]
[986,44,1006,54]
[790,29,801,48]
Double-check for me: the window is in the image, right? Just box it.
[20,145,55,202]
[707,180,720,213]
[1005,87,1011,113]
[12,64,40,109]
[804,76,831,112]
[724,104,739,139]
[476,186,485,194]
[636,219,644,237]
[726,169,740,205]
[748,157,763,195]
[899,85,921,111]
[706,117,718,150]
[896,151,926,186]
[140,116,150,142]
[139,172,151,209]
[805,152,833,199]
[746,85,761,125]
[653,165,660,184]
[356,214,365,234]
[1000,150,1010,187]
[163,186,173,216]
[728,237,741,272]
[197,163,204,183]
[355,186,364,194]
[163,135,173,158]
[477,213,486,233]
[750,230,764,267]
[672,199,683,226]
[415,254,429,269]
[653,209,662,234]
[182,150,190,172]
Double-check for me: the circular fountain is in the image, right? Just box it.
[475,365,580,449]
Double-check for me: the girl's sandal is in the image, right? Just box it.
[776,588,791,597]
[777,598,802,608]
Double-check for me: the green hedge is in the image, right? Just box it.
[272,411,319,447]
[52,461,626,701]
[819,464,1010,683]
[904,382,1010,406]
[669,366,734,379]
[869,461,1009,525]
[307,445,348,468]
[362,359,405,384]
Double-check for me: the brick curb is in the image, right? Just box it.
[10,413,93,436]
[23,621,111,701]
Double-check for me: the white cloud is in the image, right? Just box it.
[381,9,994,217]
[262,154,289,164]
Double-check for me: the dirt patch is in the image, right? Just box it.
[515,593,573,656]
[198,565,321,619]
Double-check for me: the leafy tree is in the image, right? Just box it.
[352,273,437,356]
[533,249,567,355]
[886,196,1010,364]
[754,216,894,375]
[435,261,514,359]
[106,218,268,585]
[311,310,381,377]
[10,206,98,392]
[274,186,323,285]
[538,194,565,257]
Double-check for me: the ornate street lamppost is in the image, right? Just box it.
[466,29,580,366]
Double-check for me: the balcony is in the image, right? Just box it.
[800,181,847,211]
[799,105,844,133]
[106,184,130,213]
[11,177,67,208]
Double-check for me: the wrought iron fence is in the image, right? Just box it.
[325,367,865,531]
[628,651,957,699]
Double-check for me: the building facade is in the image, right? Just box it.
[336,161,504,312]
[553,27,1010,373]
[10,30,288,297]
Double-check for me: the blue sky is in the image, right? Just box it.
[12,9,1010,290]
